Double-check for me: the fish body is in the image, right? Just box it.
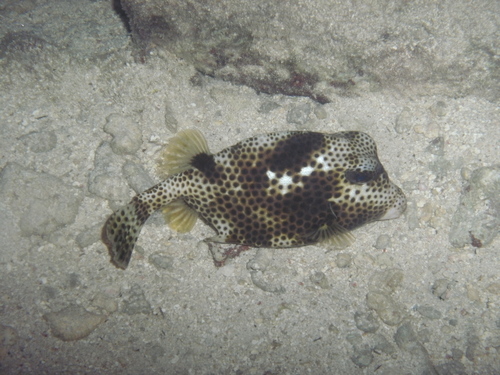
[102,130,406,269]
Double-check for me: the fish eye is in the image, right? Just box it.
[344,170,374,184]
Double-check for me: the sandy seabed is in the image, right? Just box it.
[0,1,499,374]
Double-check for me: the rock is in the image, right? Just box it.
[148,252,174,271]
[87,142,130,203]
[122,161,155,193]
[432,279,452,300]
[354,311,379,333]
[286,103,311,125]
[0,163,83,237]
[335,253,352,268]
[75,223,103,249]
[0,324,18,360]
[449,165,500,248]
[20,130,57,153]
[366,292,404,326]
[43,305,106,341]
[92,292,118,314]
[373,234,392,249]
[350,344,373,368]
[368,268,404,294]
[425,137,445,156]
[371,334,396,355]
[416,305,442,320]
[121,284,152,315]
[309,271,329,289]
[118,0,499,102]
[103,114,142,155]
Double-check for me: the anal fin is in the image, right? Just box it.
[162,199,198,233]
[308,221,355,249]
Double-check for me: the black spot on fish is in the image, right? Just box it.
[269,132,323,171]
[191,153,217,177]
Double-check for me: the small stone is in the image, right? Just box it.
[121,284,152,315]
[435,361,467,375]
[103,114,142,155]
[335,253,352,268]
[373,234,391,249]
[20,130,57,153]
[286,103,311,125]
[43,305,105,341]
[122,161,155,194]
[258,101,280,113]
[466,284,481,302]
[368,268,404,294]
[366,292,404,326]
[92,292,118,313]
[394,107,412,134]
[0,324,18,360]
[394,322,421,353]
[354,311,379,333]
[429,100,447,117]
[148,252,174,271]
[425,136,445,156]
[416,305,442,320]
[371,334,396,355]
[164,102,178,133]
[75,223,102,249]
[486,282,500,295]
[432,279,451,300]
[313,105,327,119]
[350,344,373,368]
[0,163,83,237]
[449,165,500,248]
[309,271,329,289]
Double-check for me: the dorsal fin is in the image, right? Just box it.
[308,221,355,249]
[157,129,210,178]
[161,199,198,233]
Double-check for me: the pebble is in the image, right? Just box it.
[366,292,404,326]
[486,283,500,295]
[103,113,142,155]
[164,102,178,133]
[350,344,373,368]
[121,284,152,315]
[432,278,452,300]
[429,100,447,117]
[371,333,396,355]
[43,305,106,341]
[92,292,118,313]
[425,136,445,156]
[309,271,330,289]
[0,324,19,360]
[449,165,500,248]
[286,103,311,125]
[373,234,391,249]
[434,361,467,375]
[0,162,83,237]
[20,130,57,153]
[335,253,352,268]
[354,311,379,333]
[87,142,130,203]
[368,268,404,295]
[148,252,174,271]
[258,101,280,114]
[75,223,103,249]
[394,107,413,134]
[122,161,155,193]
[416,305,442,320]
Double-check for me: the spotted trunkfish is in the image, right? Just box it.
[102,129,406,269]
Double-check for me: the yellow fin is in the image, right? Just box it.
[157,129,210,178]
[162,199,198,233]
[309,221,355,249]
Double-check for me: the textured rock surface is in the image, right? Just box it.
[120,0,499,102]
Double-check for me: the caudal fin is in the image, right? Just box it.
[102,198,150,269]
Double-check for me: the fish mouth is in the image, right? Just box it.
[379,185,407,221]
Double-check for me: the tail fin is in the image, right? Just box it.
[102,183,173,269]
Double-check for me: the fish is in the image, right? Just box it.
[102,129,406,269]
